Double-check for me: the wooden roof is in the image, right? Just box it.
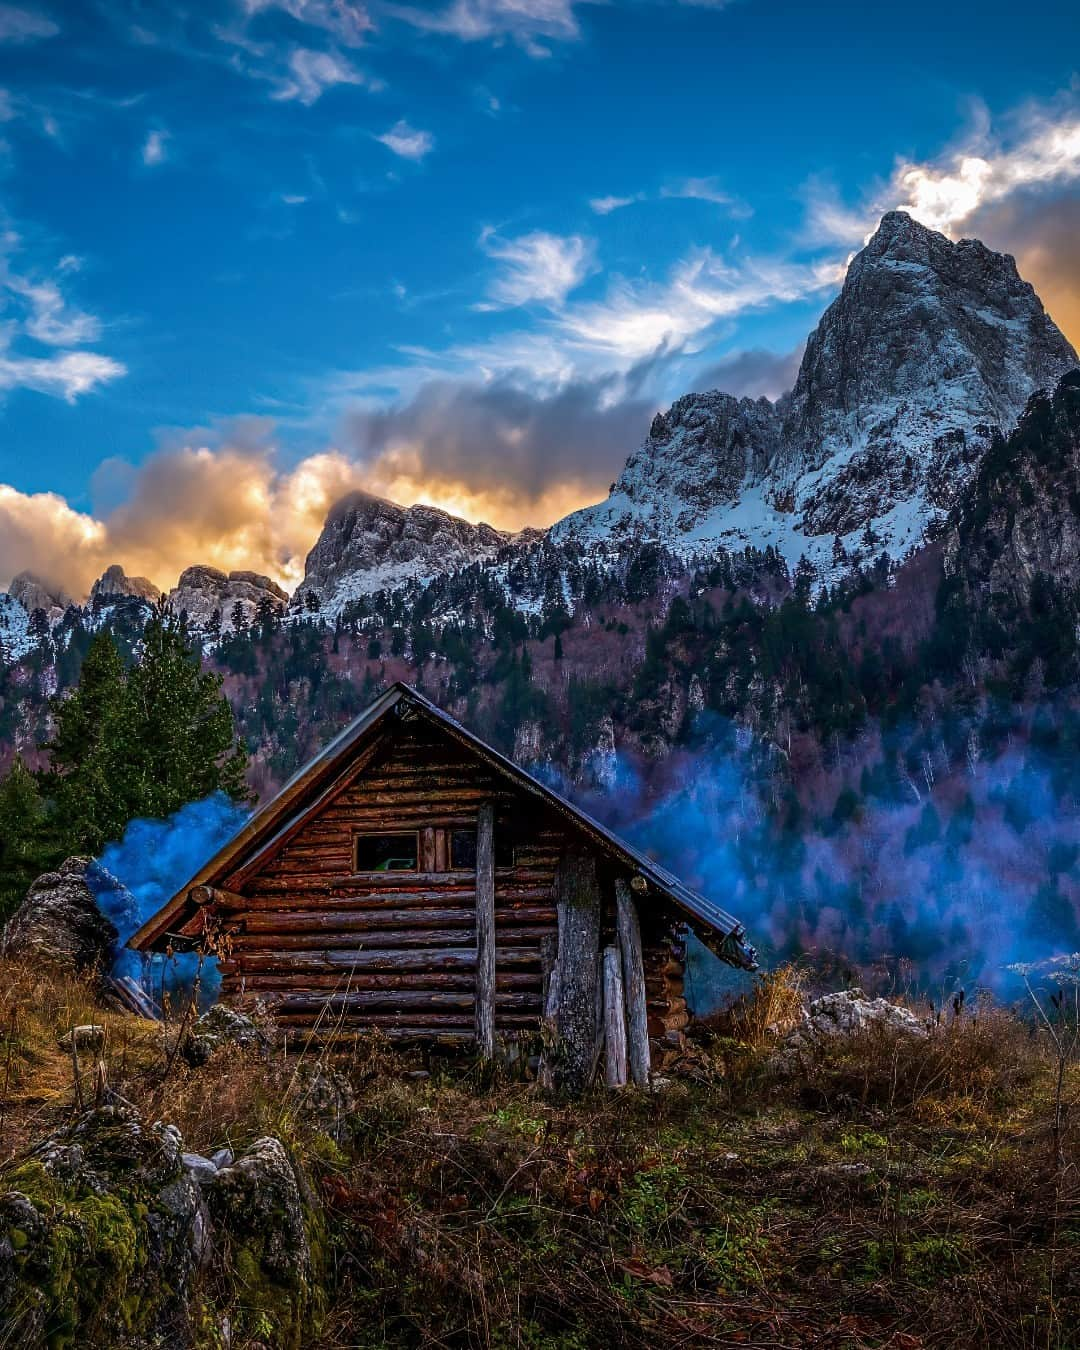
[127,682,757,968]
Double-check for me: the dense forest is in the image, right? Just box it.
[2,376,1079,992]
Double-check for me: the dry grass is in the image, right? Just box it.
[1,955,1078,1349]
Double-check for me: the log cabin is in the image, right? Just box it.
[128,683,756,1088]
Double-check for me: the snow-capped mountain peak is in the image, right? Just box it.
[553,212,1078,576]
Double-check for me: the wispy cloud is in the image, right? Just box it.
[0,3,57,43]
[661,175,741,207]
[375,118,434,160]
[590,178,749,216]
[0,350,124,402]
[0,229,125,401]
[386,0,582,57]
[242,0,373,46]
[141,127,168,166]
[478,228,595,309]
[806,98,1080,245]
[551,248,841,362]
[589,193,641,215]
[271,46,371,103]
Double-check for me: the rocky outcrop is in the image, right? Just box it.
[0,1107,321,1348]
[784,989,927,1055]
[168,565,288,632]
[946,369,1080,607]
[292,489,509,620]
[554,212,1078,578]
[183,1003,271,1065]
[206,1137,312,1290]
[89,564,162,607]
[2,858,123,973]
[613,392,780,531]
[8,571,74,621]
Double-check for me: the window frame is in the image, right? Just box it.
[352,829,421,875]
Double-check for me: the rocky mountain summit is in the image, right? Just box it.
[554,212,1078,575]
[168,566,288,631]
[89,565,161,607]
[291,488,511,617]
[8,571,74,622]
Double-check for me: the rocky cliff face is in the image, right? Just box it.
[8,571,74,621]
[90,565,162,607]
[292,489,510,618]
[554,212,1078,576]
[168,566,288,631]
[946,370,1080,607]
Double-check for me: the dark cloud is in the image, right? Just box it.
[690,344,804,401]
[341,375,655,520]
[966,189,1080,353]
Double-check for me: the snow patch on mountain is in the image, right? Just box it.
[0,592,33,661]
[552,212,1078,580]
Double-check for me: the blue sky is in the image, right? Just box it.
[0,0,1078,594]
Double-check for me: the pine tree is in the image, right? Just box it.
[46,611,250,853]
[121,609,250,822]
[0,756,57,921]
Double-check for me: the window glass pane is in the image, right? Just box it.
[450,829,477,870]
[355,833,418,872]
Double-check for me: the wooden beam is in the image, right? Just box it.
[615,878,651,1088]
[547,845,601,1095]
[475,801,496,1059]
[602,945,628,1088]
[189,885,246,910]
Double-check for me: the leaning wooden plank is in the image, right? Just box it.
[602,945,628,1088]
[475,801,496,1059]
[615,878,651,1088]
[546,846,601,1094]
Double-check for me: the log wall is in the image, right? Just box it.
[211,716,689,1047]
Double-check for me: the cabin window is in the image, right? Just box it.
[450,828,514,870]
[354,831,419,873]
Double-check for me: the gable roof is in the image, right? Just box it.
[128,682,757,968]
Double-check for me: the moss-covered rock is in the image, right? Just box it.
[0,1106,212,1346]
[0,1102,330,1347]
[205,1136,325,1347]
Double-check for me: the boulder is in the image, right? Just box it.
[785,989,927,1054]
[0,1108,321,1347]
[183,1003,270,1066]
[89,564,162,606]
[1,1106,208,1344]
[207,1137,311,1285]
[2,858,121,973]
[58,1025,107,1053]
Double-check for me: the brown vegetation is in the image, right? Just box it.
[0,958,1077,1348]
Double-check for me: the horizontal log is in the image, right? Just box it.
[255,867,554,888]
[272,1010,540,1029]
[233,927,476,952]
[242,905,557,935]
[221,970,543,993]
[280,1027,478,1046]
[220,946,543,973]
[240,883,554,909]
[231,923,555,954]
[262,989,539,1013]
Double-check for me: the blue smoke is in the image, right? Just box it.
[93,793,250,1004]
[538,713,1080,1009]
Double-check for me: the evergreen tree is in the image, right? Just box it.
[46,611,250,853]
[0,756,57,921]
